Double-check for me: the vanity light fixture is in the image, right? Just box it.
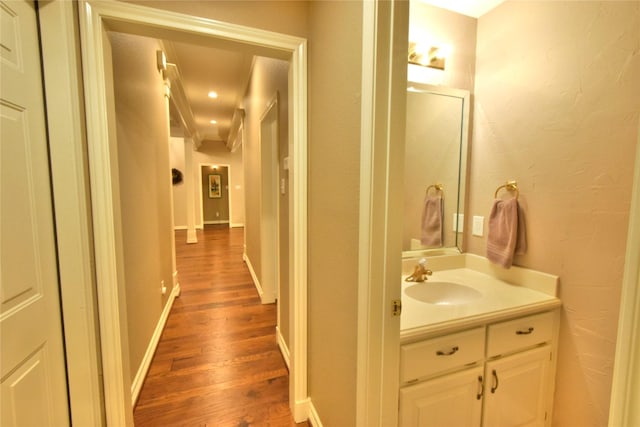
[408,41,448,71]
[208,91,218,99]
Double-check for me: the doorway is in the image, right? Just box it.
[78,2,309,424]
[199,164,231,227]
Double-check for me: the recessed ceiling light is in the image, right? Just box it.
[210,120,217,124]
[208,91,218,98]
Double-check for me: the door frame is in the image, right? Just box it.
[77,1,308,424]
[609,119,640,426]
[198,163,233,227]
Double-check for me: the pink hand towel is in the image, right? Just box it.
[486,198,527,268]
[421,195,443,247]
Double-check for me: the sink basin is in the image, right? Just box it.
[404,282,482,305]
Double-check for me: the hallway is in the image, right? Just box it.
[133,226,306,426]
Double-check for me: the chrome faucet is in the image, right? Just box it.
[405,258,433,282]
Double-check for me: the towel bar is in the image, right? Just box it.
[494,181,519,199]
[426,183,444,196]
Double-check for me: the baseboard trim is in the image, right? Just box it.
[276,326,290,370]
[230,222,244,228]
[243,253,264,301]
[173,225,187,230]
[203,220,229,225]
[130,283,179,405]
[307,399,323,427]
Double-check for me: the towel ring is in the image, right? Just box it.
[426,184,444,196]
[494,181,519,199]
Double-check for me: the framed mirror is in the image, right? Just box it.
[402,83,470,256]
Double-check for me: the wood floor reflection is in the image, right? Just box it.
[133,226,307,427]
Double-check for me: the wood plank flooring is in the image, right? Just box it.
[133,226,308,427]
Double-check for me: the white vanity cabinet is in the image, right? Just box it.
[399,309,559,427]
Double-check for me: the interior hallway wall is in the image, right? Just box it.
[110,31,175,381]
[307,1,363,425]
[242,56,290,341]
[467,3,640,426]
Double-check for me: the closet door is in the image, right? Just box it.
[1,1,70,425]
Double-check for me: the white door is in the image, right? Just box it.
[1,1,70,426]
[399,366,483,427]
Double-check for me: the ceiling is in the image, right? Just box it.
[163,0,506,146]
[163,40,253,145]
[417,0,507,18]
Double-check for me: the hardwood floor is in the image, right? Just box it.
[134,226,307,427]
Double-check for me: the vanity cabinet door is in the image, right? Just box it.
[482,345,552,427]
[399,366,483,427]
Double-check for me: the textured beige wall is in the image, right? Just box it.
[468,3,640,426]
[307,1,362,425]
[110,32,175,380]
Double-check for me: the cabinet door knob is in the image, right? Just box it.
[436,346,459,356]
[491,369,499,393]
[516,327,534,335]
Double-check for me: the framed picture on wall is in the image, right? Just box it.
[208,174,221,198]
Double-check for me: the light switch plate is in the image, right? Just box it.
[472,215,484,236]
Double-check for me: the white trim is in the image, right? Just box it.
[78,2,134,425]
[230,222,245,228]
[609,118,640,426]
[289,33,308,424]
[203,220,230,225]
[356,2,408,426]
[38,1,104,424]
[77,1,308,424]
[307,400,324,427]
[130,284,180,405]
[174,225,187,230]
[243,253,265,302]
[276,326,290,369]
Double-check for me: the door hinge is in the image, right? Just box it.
[392,299,402,316]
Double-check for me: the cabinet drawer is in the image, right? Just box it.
[401,327,485,383]
[487,311,555,357]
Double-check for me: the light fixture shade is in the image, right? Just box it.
[408,42,446,70]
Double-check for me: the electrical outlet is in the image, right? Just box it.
[161,280,167,295]
[216,212,220,217]
[472,216,484,237]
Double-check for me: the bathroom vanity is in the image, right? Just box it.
[399,254,561,427]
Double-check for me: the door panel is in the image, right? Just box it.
[1,1,69,425]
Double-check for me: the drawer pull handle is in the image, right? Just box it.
[516,327,534,335]
[436,346,459,356]
[477,375,484,400]
[491,369,499,393]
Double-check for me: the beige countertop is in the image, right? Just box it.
[400,254,561,342]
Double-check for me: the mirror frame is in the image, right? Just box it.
[402,82,471,257]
